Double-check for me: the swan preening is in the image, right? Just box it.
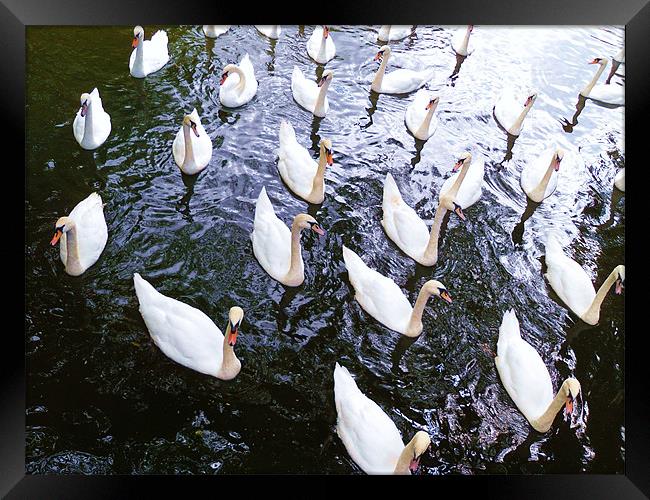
[371,45,435,94]
[614,168,625,192]
[251,187,325,287]
[405,89,440,140]
[277,120,333,204]
[129,26,170,78]
[520,147,564,203]
[291,67,333,117]
[255,25,282,39]
[334,363,431,474]
[134,273,244,380]
[342,245,451,336]
[219,54,258,108]
[494,90,537,136]
[580,57,624,106]
[172,108,213,175]
[73,88,111,150]
[377,25,412,42]
[544,235,625,325]
[495,309,582,433]
[203,25,230,38]
[307,25,336,64]
[451,25,474,56]
[50,192,108,276]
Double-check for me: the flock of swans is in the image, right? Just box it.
[50,25,625,474]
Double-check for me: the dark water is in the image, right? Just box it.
[25,25,625,474]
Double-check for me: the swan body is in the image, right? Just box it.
[73,88,111,150]
[342,245,451,336]
[334,362,431,474]
[255,25,281,39]
[581,57,624,106]
[172,108,213,175]
[405,90,439,140]
[544,235,625,325]
[495,309,582,433]
[451,25,474,56]
[202,25,230,38]
[291,67,333,117]
[250,187,325,287]
[133,273,244,380]
[614,169,625,192]
[50,192,108,276]
[277,120,333,204]
[439,154,485,212]
[494,90,537,136]
[372,45,434,94]
[129,26,169,78]
[377,25,412,42]
[520,147,564,202]
[219,54,258,108]
[307,26,336,64]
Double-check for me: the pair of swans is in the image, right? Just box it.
[307,26,336,64]
[494,90,537,136]
[129,26,169,78]
[256,25,281,39]
[377,25,412,42]
[277,120,333,204]
[219,54,258,108]
[405,89,440,140]
[73,88,111,150]
[580,57,624,106]
[134,273,244,380]
[291,67,334,117]
[544,235,625,325]
[172,108,213,175]
[251,187,325,287]
[334,363,431,474]
[372,45,436,95]
[50,192,108,276]
[381,152,484,267]
[496,309,582,433]
[451,25,474,57]
[520,147,564,203]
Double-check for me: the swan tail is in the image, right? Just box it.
[382,172,402,206]
[133,272,160,306]
[151,30,169,47]
[278,120,297,149]
[498,309,521,342]
[333,362,360,401]
[291,66,303,86]
[342,245,366,278]
[544,232,564,258]
[254,186,274,221]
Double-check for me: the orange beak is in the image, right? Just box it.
[440,290,452,304]
[589,58,599,64]
[453,160,463,172]
[132,37,139,48]
[374,52,383,62]
[425,99,437,111]
[228,325,238,346]
[615,278,623,295]
[50,229,62,246]
[220,73,228,85]
[565,397,574,416]
[326,152,333,166]
[323,26,330,38]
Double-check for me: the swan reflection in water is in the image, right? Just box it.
[511,198,541,246]
[560,94,588,133]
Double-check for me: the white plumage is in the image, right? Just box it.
[73,88,111,150]
[129,28,169,78]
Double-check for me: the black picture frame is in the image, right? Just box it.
[6,0,648,497]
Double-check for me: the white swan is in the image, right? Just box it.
[255,25,281,39]
[172,108,213,175]
[277,120,333,204]
[494,89,537,136]
[544,234,625,325]
[251,187,325,287]
[134,273,243,380]
[334,362,431,474]
[307,25,336,64]
[520,147,564,203]
[580,57,624,106]
[451,25,474,56]
[614,168,625,192]
[219,54,258,108]
[202,25,230,38]
[495,309,582,433]
[342,245,452,336]
[73,88,111,150]
[371,45,435,94]
[129,26,169,78]
[50,192,108,276]
[405,90,439,140]
[291,67,333,117]
[439,152,484,215]
[377,25,412,42]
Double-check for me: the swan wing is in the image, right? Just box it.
[494,92,521,131]
[277,121,318,198]
[589,84,624,106]
[404,89,429,134]
[67,192,108,271]
[381,68,432,94]
[291,66,318,112]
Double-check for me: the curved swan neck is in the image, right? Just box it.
[510,102,533,135]
[530,380,570,433]
[445,158,472,201]
[182,123,196,169]
[134,38,144,71]
[580,63,606,97]
[393,435,418,474]
[581,267,620,325]
[459,26,471,54]
[405,283,435,337]
[309,148,328,202]
[421,204,447,266]
[284,218,305,286]
[82,100,95,142]
[64,224,84,276]
[372,53,389,92]
[317,31,328,61]
[314,80,330,116]
[217,322,241,380]
[528,155,556,202]
[415,100,438,138]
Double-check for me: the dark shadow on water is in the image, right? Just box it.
[596,186,624,230]
[410,138,427,169]
[560,94,587,134]
[266,39,277,73]
[362,90,381,130]
[512,198,541,246]
[391,334,420,374]
[564,318,597,344]
[501,133,518,164]
[276,285,302,332]
[176,172,199,222]
[310,115,324,149]
[450,53,467,79]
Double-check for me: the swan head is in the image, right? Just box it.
[322,25,330,39]
[408,431,432,473]
[220,64,239,85]
[374,45,391,62]
[227,306,244,346]
[452,152,472,172]
[468,24,474,33]
[425,95,440,111]
[79,92,91,117]
[553,148,565,171]
[563,378,581,417]
[319,138,334,165]
[317,70,334,88]
[50,216,74,246]
[133,26,144,47]
[182,114,200,137]
[524,93,538,107]
[294,214,325,236]
[423,280,452,303]
[615,265,625,294]
[589,57,609,67]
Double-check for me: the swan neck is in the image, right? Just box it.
[510,104,533,135]
[309,149,327,202]
[134,38,144,69]
[460,27,471,53]
[529,155,556,202]
[317,32,328,60]
[64,224,84,276]
[284,219,305,286]
[182,123,196,167]
[82,100,95,141]
[422,204,447,266]
[218,322,241,380]
[581,64,606,96]
[314,80,330,116]
[530,380,569,433]
[372,54,389,91]
[416,101,438,138]
[405,283,434,337]
[394,436,416,475]
[446,159,472,200]
[581,267,620,324]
